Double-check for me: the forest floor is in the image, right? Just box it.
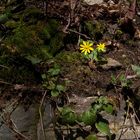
[0,0,140,140]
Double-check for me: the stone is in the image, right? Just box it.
[100,58,122,70]
[11,104,39,139]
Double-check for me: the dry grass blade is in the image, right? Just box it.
[39,91,47,140]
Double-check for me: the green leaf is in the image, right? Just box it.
[111,74,117,84]
[98,96,109,105]
[132,65,140,76]
[26,55,42,64]
[103,104,113,114]
[93,50,98,61]
[60,107,73,115]
[60,107,77,125]
[81,110,97,125]
[47,81,55,90]
[56,85,65,92]
[48,68,60,76]
[41,74,46,79]
[86,134,97,140]
[95,121,111,138]
[0,14,9,24]
[91,104,103,112]
[51,90,59,97]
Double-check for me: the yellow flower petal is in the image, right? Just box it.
[80,47,84,50]
[89,43,93,47]
[80,44,84,48]
[83,41,87,46]
[87,49,90,53]
[89,47,93,51]
[84,50,87,55]
[97,43,106,52]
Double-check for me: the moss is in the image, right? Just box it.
[0,65,37,84]
[5,20,19,28]
[22,7,44,24]
[49,32,65,55]
[55,51,82,64]
[0,14,9,24]
[83,20,106,40]
[4,23,43,54]
[39,19,60,40]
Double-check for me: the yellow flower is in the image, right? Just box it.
[97,43,106,52]
[80,41,94,55]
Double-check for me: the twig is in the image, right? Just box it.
[0,64,9,69]
[0,79,13,85]
[39,91,47,140]
[132,107,140,124]
[118,100,130,140]
[1,117,29,140]
[63,14,71,33]
[130,114,139,140]
[12,126,30,140]
[77,25,81,46]
[66,28,91,39]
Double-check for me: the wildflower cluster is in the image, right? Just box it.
[79,40,106,62]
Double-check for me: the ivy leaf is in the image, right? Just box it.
[95,121,111,138]
[47,81,55,90]
[56,85,65,92]
[98,96,109,105]
[60,107,77,125]
[131,65,140,76]
[86,134,97,140]
[91,104,103,112]
[41,74,46,79]
[48,67,60,76]
[103,104,113,114]
[51,90,59,97]
[26,55,42,64]
[81,110,97,125]
[0,14,9,24]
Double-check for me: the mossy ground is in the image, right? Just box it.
[0,1,140,139]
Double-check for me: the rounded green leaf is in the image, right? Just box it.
[51,90,59,97]
[86,134,97,140]
[81,110,97,125]
[56,85,65,92]
[60,107,77,125]
[103,104,113,114]
[95,121,111,137]
[48,68,60,76]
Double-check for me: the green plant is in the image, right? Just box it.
[111,74,132,88]
[42,64,66,97]
[58,96,114,139]
[79,40,106,63]
[131,65,140,76]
